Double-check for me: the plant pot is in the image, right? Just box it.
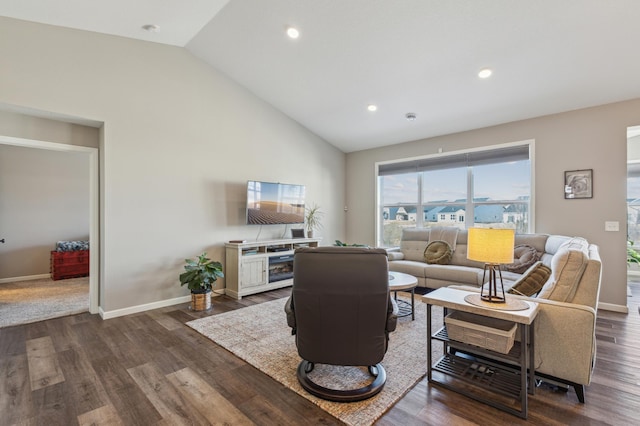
[307,230,314,238]
[190,289,212,311]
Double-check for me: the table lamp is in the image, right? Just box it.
[467,228,515,303]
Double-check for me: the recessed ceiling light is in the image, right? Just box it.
[286,27,300,39]
[367,104,378,112]
[478,68,493,79]
[142,24,160,33]
[405,113,417,121]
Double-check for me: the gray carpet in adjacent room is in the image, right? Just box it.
[188,296,443,426]
[0,276,89,328]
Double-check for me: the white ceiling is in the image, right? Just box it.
[2,0,640,153]
[0,0,229,46]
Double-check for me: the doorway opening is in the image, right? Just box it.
[626,126,640,302]
[0,135,99,317]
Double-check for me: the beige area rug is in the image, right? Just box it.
[188,296,443,426]
[0,276,89,328]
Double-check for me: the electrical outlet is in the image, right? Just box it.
[605,221,619,232]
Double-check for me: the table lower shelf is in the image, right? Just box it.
[433,353,522,398]
[429,325,533,419]
[395,298,414,318]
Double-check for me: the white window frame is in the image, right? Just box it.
[375,140,535,247]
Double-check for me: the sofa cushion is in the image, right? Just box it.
[503,244,538,274]
[389,260,430,278]
[507,262,552,296]
[538,237,589,302]
[514,233,548,255]
[424,240,453,264]
[425,264,484,285]
[401,240,429,262]
[428,226,459,250]
[544,235,572,254]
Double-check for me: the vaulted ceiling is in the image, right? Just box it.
[2,0,640,152]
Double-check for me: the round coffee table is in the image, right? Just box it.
[389,271,418,320]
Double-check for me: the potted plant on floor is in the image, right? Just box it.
[305,203,323,238]
[179,252,224,311]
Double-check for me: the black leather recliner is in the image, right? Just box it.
[285,246,398,402]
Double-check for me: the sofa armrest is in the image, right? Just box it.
[387,248,405,261]
[528,298,597,385]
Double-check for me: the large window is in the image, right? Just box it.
[377,143,532,247]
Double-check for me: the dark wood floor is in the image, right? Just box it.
[2,283,639,425]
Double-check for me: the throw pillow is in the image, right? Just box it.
[424,240,453,265]
[503,244,538,274]
[507,262,552,297]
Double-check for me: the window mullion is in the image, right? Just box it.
[466,166,474,228]
[417,172,424,228]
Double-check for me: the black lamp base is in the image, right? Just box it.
[481,263,506,303]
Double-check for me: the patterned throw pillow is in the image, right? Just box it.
[56,240,90,252]
[423,240,453,265]
[503,244,538,274]
[507,262,552,297]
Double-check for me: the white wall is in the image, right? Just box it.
[346,99,640,311]
[0,144,90,278]
[0,17,345,313]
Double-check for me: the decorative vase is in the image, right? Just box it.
[190,289,212,311]
[307,229,314,238]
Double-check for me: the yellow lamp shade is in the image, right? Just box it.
[467,228,515,264]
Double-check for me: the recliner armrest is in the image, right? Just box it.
[284,296,296,334]
[387,297,399,332]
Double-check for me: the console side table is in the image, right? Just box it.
[422,287,539,419]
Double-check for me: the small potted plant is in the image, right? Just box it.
[179,252,224,311]
[305,203,323,238]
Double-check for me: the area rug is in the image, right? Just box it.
[0,276,89,328]
[187,296,443,426]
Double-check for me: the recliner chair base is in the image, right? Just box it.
[296,360,386,402]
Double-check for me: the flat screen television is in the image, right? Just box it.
[246,181,306,225]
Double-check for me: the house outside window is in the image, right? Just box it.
[377,142,532,247]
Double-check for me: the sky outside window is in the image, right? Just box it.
[474,161,530,200]
[422,168,466,203]
[381,173,418,204]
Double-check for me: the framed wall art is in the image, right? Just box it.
[564,169,593,199]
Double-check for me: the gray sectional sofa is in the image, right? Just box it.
[388,227,602,403]
[389,227,555,290]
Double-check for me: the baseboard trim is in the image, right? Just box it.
[598,302,629,313]
[100,295,192,320]
[0,273,50,284]
[98,291,226,320]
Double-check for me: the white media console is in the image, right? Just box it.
[224,237,321,299]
